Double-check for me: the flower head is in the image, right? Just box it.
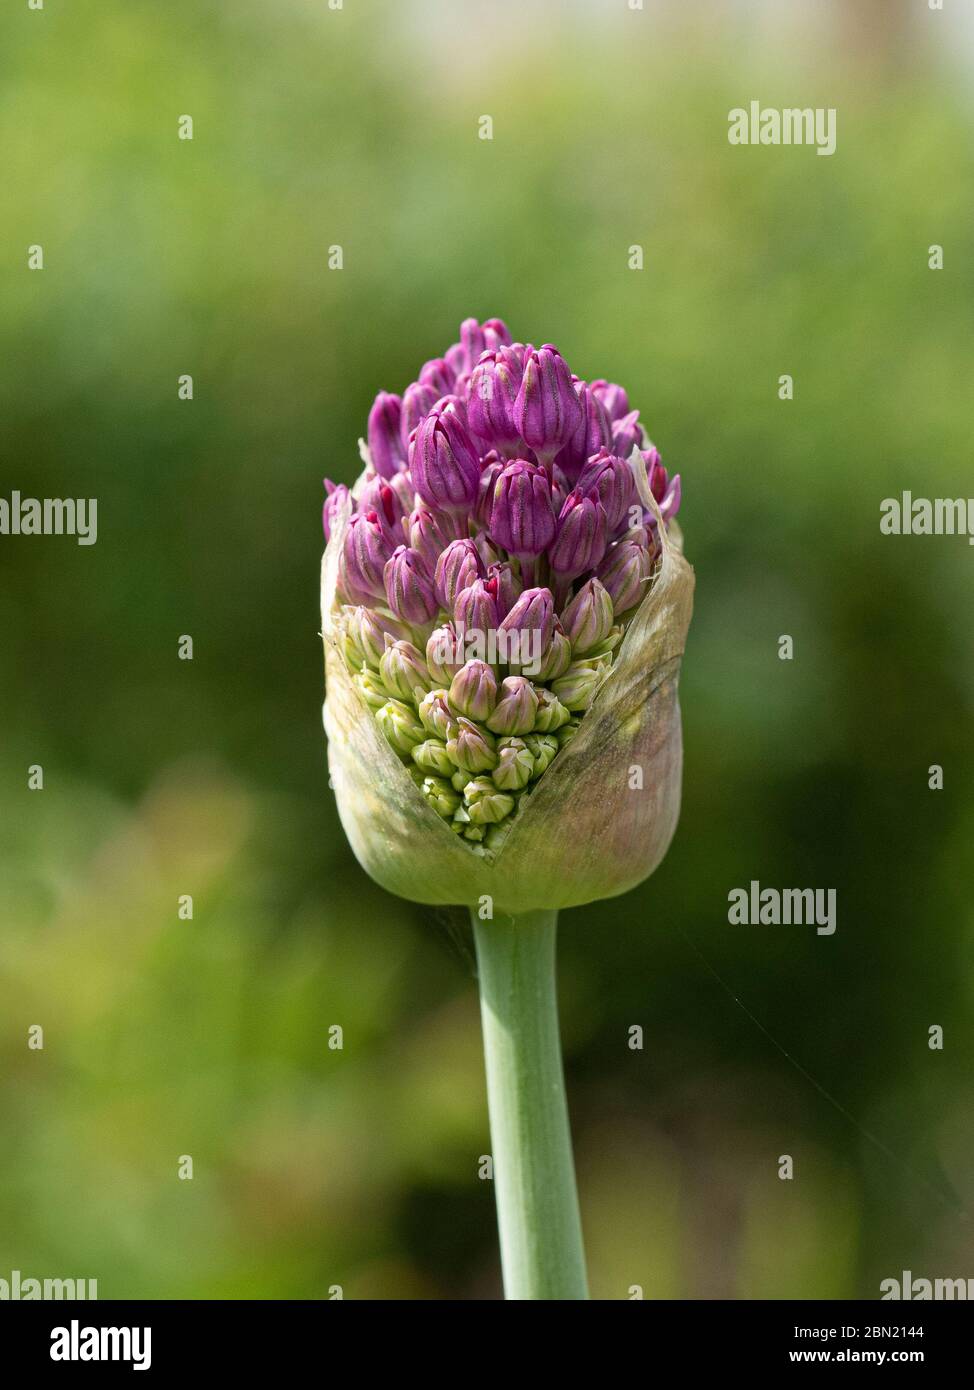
[322,317,693,908]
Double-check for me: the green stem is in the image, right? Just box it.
[471,908,589,1300]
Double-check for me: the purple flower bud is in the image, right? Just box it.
[384,545,438,624]
[387,467,416,515]
[459,317,487,371]
[426,623,465,686]
[454,576,500,634]
[485,676,539,736]
[406,505,464,570]
[643,447,666,502]
[410,409,481,512]
[467,346,523,452]
[589,379,630,422]
[342,511,393,601]
[475,454,505,530]
[449,659,498,720]
[548,488,609,578]
[575,449,637,534]
[430,392,469,427]
[554,381,613,483]
[596,536,652,614]
[474,530,502,570]
[358,475,406,542]
[643,448,682,523]
[483,317,513,350]
[486,561,520,619]
[488,459,556,557]
[419,357,456,398]
[513,344,583,462]
[379,640,434,702]
[611,409,642,458]
[445,341,466,377]
[400,381,439,451]
[499,586,555,653]
[434,538,485,610]
[561,577,614,654]
[367,392,407,478]
[322,479,349,540]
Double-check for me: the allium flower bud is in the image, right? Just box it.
[523,733,559,778]
[456,317,486,371]
[426,624,465,686]
[322,323,694,913]
[483,317,513,350]
[419,774,461,819]
[379,639,433,702]
[367,392,407,478]
[555,381,613,483]
[467,346,523,452]
[445,341,466,378]
[355,668,390,710]
[449,659,498,720]
[342,511,393,601]
[596,536,652,614]
[454,576,500,634]
[384,545,438,624]
[513,345,583,462]
[419,357,455,397]
[535,620,572,681]
[488,460,556,558]
[359,475,406,543]
[434,538,484,610]
[475,455,505,530]
[492,737,534,792]
[410,409,481,512]
[550,658,609,712]
[486,560,520,619]
[463,777,516,825]
[660,473,681,523]
[548,488,609,578]
[448,718,499,773]
[346,606,410,669]
[556,720,580,749]
[400,381,439,449]
[411,738,455,779]
[417,688,458,740]
[407,505,464,570]
[375,699,426,755]
[575,450,637,534]
[589,379,630,422]
[611,410,642,459]
[486,676,538,735]
[323,479,350,541]
[561,578,614,655]
[532,688,571,733]
[474,531,502,570]
[498,586,555,662]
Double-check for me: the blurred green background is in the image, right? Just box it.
[2,0,972,1299]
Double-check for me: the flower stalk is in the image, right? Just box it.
[472,908,588,1300]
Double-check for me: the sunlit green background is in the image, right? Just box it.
[2,0,972,1299]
